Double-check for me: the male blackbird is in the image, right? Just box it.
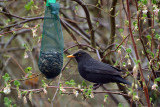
[67,50,132,89]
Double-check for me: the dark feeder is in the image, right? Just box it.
[38,2,64,79]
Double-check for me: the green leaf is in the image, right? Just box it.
[42,80,47,87]
[14,80,21,87]
[152,0,156,4]
[118,103,123,107]
[155,33,160,39]
[13,104,18,107]
[126,48,131,53]
[122,62,126,66]
[25,66,32,73]
[2,73,11,83]
[155,77,160,82]
[133,21,137,26]
[118,28,123,33]
[4,97,12,107]
[140,0,147,4]
[96,22,99,27]
[81,80,87,87]
[146,35,151,40]
[65,79,76,86]
[24,0,34,11]
[143,13,147,17]
[75,6,78,10]
[104,94,109,102]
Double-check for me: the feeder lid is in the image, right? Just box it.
[46,0,56,6]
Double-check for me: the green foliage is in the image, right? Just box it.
[155,33,160,40]
[4,97,12,107]
[2,73,11,83]
[125,71,130,75]
[96,22,99,27]
[21,90,27,95]
[25,66,32,73]
[65,79,76,86]
[142,13,147,18]
[25,66,32,76]
[42,80,47,87]
[118,103,123,107]
[155,77,160,82]
[152,0,156,4]
[104,94,108,102]
[150,97,153,103]
[146,49,154,57]
[24,0,34,11]
[114,61,118,66]
[124,20,129,26]
[133,20,137,26]
[140,0,147,4]
[75,6,78,10]
[122,62,126,67]
[134,59,141,64]
[81,80,87,87]
[23,43,31,51]
[118,28,123,33]
[146,35,151,40]
[14,80,21,87]
[83,85,93,98]
[126,48,131,53]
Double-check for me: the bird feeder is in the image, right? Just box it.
[38,0,64,79]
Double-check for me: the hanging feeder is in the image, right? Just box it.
[38,0,64,79]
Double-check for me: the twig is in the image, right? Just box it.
[135,0,156,79]
[2,17,44,30]
[122,0,128,17]
[0,47,37,53]
[109,0,117,47]
[11,86,129,97]
[126,0,151,106]
[64,43,96,53]
[0,11,26,20]
[11,57,26,75]
[51,59,72,106]
[72,0,96,48]
[61,19,90,44]
[101,34,130,61]
[60,20,79,44]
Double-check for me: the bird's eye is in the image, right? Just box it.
[78,53,81,56]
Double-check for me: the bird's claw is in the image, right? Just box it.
[93,83,103,90]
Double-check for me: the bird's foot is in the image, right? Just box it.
[93,83,103,90]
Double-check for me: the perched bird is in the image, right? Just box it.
[67,50,132,89]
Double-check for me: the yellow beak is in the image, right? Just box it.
[67,55,75,58]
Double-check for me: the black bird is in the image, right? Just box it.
[67,50,132,89]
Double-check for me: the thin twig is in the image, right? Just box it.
[126,0,151,106]
[0,11,26,20]
[11,86,129,97]
[109,0,118,46]
[72,0,96,48]
[51,59,72,106]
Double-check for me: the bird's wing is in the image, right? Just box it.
[83,59,122,76]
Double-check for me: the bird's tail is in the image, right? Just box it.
[117,77,142,90]
[115,76,131,85]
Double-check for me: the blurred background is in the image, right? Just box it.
[0,0,160,106]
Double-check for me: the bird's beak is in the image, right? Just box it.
[67,54,75,58]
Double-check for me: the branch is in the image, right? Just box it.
[135,3,157,79]
[108,0,117,46]
[126,0,151,106]
[1,17,44,30]
[0,11,26,20]
[11,86,129,97]
[72,0,96,48]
